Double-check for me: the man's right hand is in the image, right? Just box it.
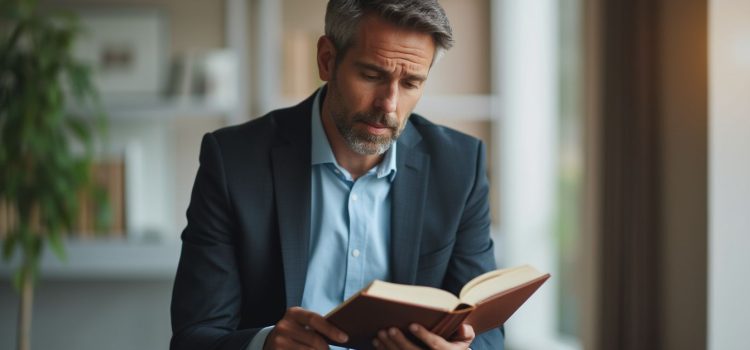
[264,306,349,350]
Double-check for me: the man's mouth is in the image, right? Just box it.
[361,121,392,135]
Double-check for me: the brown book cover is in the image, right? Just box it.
[325,265,551,349]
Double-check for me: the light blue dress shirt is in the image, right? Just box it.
[248,88,397,350]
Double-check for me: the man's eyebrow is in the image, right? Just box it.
[354,61,428,82]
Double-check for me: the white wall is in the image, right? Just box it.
[709,0,750,349]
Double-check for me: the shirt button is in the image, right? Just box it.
[352,249,361,257]
[351,194,358,201]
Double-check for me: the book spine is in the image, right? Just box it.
[429,312,471,339]
[0,199,8,239]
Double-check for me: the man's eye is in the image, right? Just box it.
[403,81,419,89]
[362,73,379,81]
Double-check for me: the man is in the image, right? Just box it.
[170,1,504,349]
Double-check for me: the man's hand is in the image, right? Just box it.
[264,307,348,350]
[372,323,475,350]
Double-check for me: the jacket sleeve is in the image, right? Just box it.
[170,132,260,350]
[443,140,505,350]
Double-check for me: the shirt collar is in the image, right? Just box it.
[310,86,398,181]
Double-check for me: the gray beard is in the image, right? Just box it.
[343,130,394,156]
[331,111,400,156]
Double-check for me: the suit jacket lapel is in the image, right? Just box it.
[271,95,315,308]
[390,122,430,285]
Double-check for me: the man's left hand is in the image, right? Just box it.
[372,323,475,350]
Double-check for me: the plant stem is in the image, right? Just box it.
[17,260,33,350]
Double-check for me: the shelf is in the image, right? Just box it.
[415,94,500,121]
[0,238,181,280]
[275,94,501,121]
[70,97,234,121]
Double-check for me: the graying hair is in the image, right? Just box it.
[324,0,454,63]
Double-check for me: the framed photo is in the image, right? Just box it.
[72,9,168,98]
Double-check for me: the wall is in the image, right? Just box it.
[708,0,750,348]
[425,0,491,95]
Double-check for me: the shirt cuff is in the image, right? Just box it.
[246,326,274,350]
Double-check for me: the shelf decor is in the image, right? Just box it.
[0,1,108,349]
[71,8,167,98]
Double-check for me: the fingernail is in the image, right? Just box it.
[339,333,348,342]
[379,330,387,338]
[388,328,397,336]
[372,339,380,348]
[409,324,419,332]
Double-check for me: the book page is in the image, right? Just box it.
[459,265,545,305]
[366,280,462,312]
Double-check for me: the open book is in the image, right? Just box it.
[325,264,550,349]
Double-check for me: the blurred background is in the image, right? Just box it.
[0,0,747,349]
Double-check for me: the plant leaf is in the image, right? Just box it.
[2,232,18,261]
[65,117,91,142]
[48,229,67,261]
[1,0,108,291]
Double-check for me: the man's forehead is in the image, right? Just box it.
[354,61,428,81]
[350,15,436,72]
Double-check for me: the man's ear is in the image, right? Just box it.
[317,35,336,81]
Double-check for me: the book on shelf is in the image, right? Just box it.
[0,199,15,239]
[74,159,126,237]
[325,264,550,349]
[0,159,125,239]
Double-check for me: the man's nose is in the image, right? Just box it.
[374,82,398,114]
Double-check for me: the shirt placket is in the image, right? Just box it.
[343,175,369,299]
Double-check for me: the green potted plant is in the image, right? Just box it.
[0,1,107,349]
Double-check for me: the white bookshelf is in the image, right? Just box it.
[0,0,250,279]
[73,97,235,121]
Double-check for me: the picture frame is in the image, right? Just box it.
[72,9,168,98]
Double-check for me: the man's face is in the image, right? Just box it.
[321,15,436,155]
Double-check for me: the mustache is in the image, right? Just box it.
[352,112,399,130]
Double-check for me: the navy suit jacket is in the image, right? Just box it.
[170,90,505,349]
